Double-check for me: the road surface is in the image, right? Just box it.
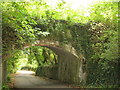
[14,70,70,88]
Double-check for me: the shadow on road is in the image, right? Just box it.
[13,70,71,89]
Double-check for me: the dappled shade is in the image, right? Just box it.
[1,0,119,89]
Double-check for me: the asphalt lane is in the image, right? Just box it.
[14,70,70,88]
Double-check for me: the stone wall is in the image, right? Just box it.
[36,65,58,80]
[57,49,86,84]
[36,46,86,85]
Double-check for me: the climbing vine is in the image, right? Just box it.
[1,0,119,88]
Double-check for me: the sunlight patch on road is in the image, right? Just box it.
[16,70,35,75]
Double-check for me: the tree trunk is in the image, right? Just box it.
[2,60,7,84]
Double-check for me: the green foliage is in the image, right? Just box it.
[27,46,58,66]
[2,84,9,90]
[89,1,118,25]
[86,1,118,87]
[7,50,28,74]
[2,0,119,88]
[2,2,50,52]
[7,46,58,75]
[2,1,90,52]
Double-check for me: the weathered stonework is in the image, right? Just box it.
[35,43,86,85]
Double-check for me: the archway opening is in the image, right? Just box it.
[7,46,58,75]
[6,46,60,88]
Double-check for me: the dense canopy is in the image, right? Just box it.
[1,0,119,88]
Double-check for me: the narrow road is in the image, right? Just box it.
[14,70,70,88]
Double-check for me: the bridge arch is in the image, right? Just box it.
[23,40,87,84]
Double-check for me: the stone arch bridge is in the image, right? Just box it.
[0,38,87,88]
[23,39,87,84]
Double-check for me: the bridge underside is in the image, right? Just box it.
[26,41,87,84]
[0,40,87,88]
